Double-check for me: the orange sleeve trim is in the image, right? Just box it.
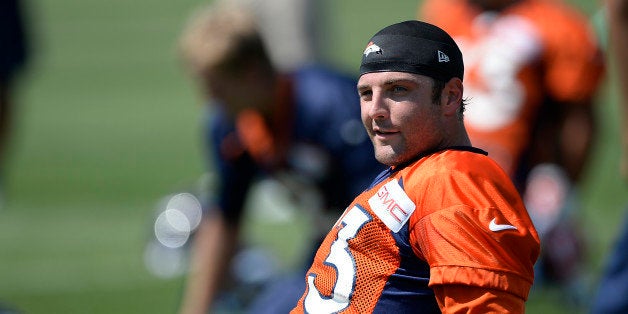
[429,265,534,300]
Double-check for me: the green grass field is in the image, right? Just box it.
[0,0,625,313]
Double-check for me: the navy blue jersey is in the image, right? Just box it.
[206,65,385,224]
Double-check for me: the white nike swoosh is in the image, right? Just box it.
[489,218,518,232]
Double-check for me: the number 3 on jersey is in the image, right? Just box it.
[304,206,371,313]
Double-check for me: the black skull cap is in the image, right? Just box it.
[359,20,464,82]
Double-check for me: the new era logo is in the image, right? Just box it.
[437,50,449,62]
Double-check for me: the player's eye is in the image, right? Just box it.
[392,85,408,93]
[358,89,372,100]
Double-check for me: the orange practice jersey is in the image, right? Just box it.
[420,0,604,177]
[291,148,540,313]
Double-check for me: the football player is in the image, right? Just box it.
[290,20,540,313]
[176,2,384,313]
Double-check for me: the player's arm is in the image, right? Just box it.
[418,213,537,313]
[524,96,596,183]
[412,206,538,312]
[178,213,239,314]
[557,100,596,182]
[539,8,605,182]
[409,165,539,312]
[179,119,252,314]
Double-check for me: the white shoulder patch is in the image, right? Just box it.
[368,180,416,233]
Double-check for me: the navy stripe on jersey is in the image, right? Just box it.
[371,175,441,313]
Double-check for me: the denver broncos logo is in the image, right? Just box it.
[363,42,382,56]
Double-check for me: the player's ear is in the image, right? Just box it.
[441,77,463,116]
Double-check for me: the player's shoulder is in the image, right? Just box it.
[516,0,594,31]
[399,148,521,214]
[403,147,509,186]
[419,0,473,30]
[290,64,360,118]
[519,0,589,16]
[418,147,495,171]
[420,0,465,14]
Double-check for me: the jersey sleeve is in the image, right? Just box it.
[414,204,538,300]
[406,155,540,307]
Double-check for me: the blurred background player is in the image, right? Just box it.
[591,0,628,313]
[418,0,605,305]
[0,0,30,206]
[176,2,384,313]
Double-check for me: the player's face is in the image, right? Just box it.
[205,66,273,116]
[358,72,447,166]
